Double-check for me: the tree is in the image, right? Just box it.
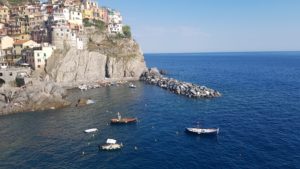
[122,25,131,38]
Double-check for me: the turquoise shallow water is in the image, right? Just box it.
[0,52,300,169]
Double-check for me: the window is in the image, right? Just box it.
[38,65,41,68]
[9,72,13,76]
[0,73,2,76]
[37,53,39,56]
[44,53,46,57]
[38,59,41,62]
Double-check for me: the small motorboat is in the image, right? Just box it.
[86,99,95,105]
[84,128,98,133]
[129,83,137,88]
[186,127,219,135]
[111,112,137,124]
[100,139,123,151]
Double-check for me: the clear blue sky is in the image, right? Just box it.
[99,0,300,53]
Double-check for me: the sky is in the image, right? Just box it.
[99,0,300,53]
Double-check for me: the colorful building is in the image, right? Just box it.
[0,36,14,50]
[0,36,14,64]
[82,9,93,20]
[13,40,39,56]
[23,43,55,70]
[11,34,31,41]
[0,5,10,23]
[69,10,83,25]
[51,21,85,50]
[0,23,7,36]
[81,0,98,10]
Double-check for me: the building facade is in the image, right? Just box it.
[51,21,86,50]
[0,5,10,23]
[13,40,39,56]
[23,43,55,70]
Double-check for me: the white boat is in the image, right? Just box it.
[129,83,136,88]
[100,139,123,151]
[186,127,219,135]
[86,99,95,105]
[84,128,98,133]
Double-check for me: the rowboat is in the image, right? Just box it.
[186,127,219,135]
[111,112,137,124]
[84,128,98,133]
[100,139,123,151]
[129,83,136,88]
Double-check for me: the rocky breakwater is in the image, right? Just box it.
[140,68,221,98]
[0,81,70,116]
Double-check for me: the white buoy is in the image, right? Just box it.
[82,151,85,155]
[134,146,138,150]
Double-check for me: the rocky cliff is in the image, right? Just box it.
[0,81,70,116]
[45,29,147,87]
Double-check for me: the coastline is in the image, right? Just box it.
[0,78,140,116]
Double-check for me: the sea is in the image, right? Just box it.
[0,52,300,169]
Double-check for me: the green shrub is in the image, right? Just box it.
[122,25,131,38]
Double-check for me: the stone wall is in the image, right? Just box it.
[51,27,88,50]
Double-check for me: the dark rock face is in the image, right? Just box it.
[140,68,221,98]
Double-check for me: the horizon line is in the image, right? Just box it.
[144,50,300,55]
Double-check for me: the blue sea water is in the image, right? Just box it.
[0,52,300,169]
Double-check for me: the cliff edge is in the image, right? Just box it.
[45,28,147,87]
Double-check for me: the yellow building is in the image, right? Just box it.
[82,9,93,19]
[0,5,10,23]
[13,40,39,56]
[11,34,31,41]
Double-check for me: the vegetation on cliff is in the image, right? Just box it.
[83,19,106,32]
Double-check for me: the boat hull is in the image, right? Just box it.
[186,128,219,135]
[84,128,98,133]
[111,118,137,124]
[100,144,122,151]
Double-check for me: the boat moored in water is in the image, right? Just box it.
[111,112,137,124]
[84,128,98,133]
[100,139,123,151]
[186,127,219,135]
[129,83,137,88]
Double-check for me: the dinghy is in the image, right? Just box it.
[129,83,137,88]
[100,139,123,151]
[186,127,219,135]
[111,112,137,124]
[84,128,98,133]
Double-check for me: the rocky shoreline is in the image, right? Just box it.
[0,81,70,116]
[140,68,221,98]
